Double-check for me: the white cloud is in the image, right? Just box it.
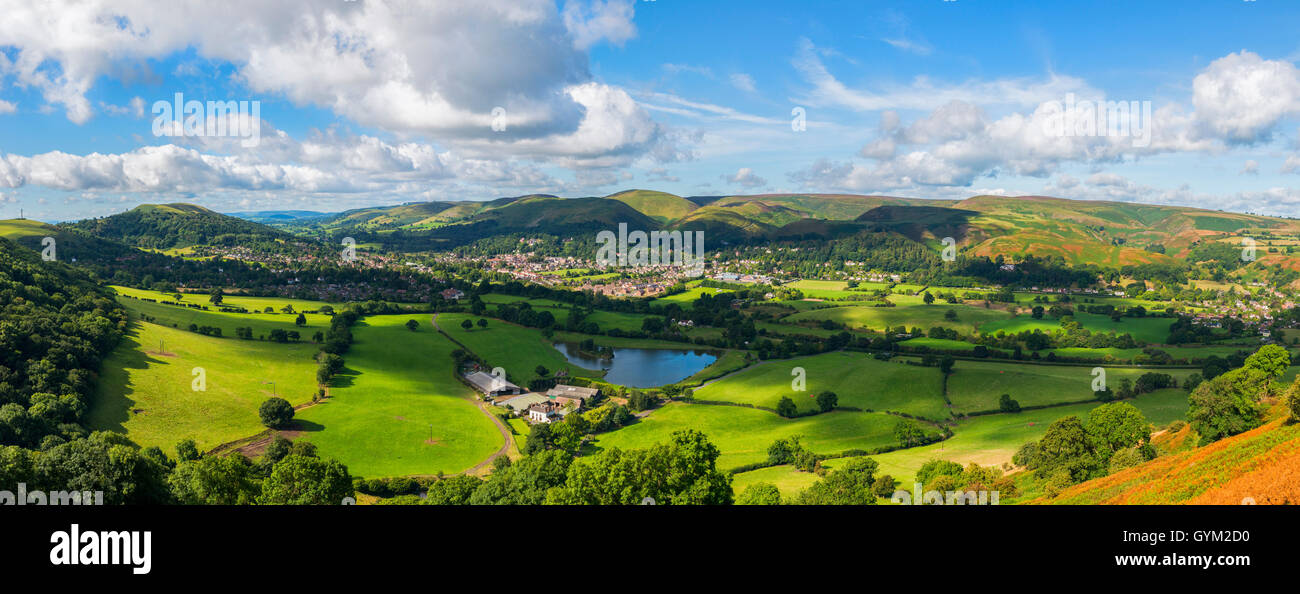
[0,100,15,114]
[723,167,767,189]
[1283,155,1300,174]
[563,0,637,50]
[0,0,657,163]
[1192,51,1300,144]
[791,38,1098,112]
[1240,159,1259,175]
[729,73,756,93]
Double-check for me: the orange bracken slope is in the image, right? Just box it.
[1038,404,1300,505]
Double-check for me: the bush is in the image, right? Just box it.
[259,397,294,429]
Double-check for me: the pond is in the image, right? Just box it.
[553,342,719,388]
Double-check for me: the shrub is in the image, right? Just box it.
[259,397,294,429]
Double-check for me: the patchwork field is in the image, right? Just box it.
[113,286,341,338]
[945,359,1196,414]
[295,315,503,478]
[592,402,928,471]
[867,389,1191,482]
[783,302,1011,335]
[979,312,1174,343]
[693,351,949,420]
[435,313,603,385]
[86,321,319,451]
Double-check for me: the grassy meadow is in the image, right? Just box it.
[592,402,930,471]
[295,315,503,478]
[86,321,319,451]
[692,351,949,420]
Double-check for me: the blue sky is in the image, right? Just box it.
[1,0,1299,221]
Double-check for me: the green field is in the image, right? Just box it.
[979,312,1174,344]
[592,402,927,471]
[945,359,1196,414]
[693,351,949,420]
[295,315,503,478]
[783,302,1011,335]
[435,313,602,385]
[786,279,889,299]
[86,321,320,451]
[867,388,1192,482]
[650,286,732,305]
[113,286,340,338]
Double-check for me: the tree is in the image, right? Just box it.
[175,438,200,462]
[893,419,926,447]
[1187,367,1270,443]
[871,474,897,498]
[1286,377,1300,423]
[209,288,224,305]
[259,397,294,429]
[169,455,260,505]
[915,459,963,487]
[469,450,571,505]
[546,430,733,505]
[535,365,550,378]
[405,319,419,331]
[1035,416,1099,482]
[460,319,473,331]
[1244,344,1290,378]
[1085,402,1150,466]
[477,318,488,329]
[736,482,782,505]
[295,313,306,327]
[815,391,838,413]
[793,458,879,505]
[258,455,353,505]
[939,355,955,375]
[776,396,798,418]
[922,291,934,305]
[998,394,1021,413]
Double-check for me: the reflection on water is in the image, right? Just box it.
[553,342,718,388]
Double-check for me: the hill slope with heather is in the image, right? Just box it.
[1037,405,1300,504]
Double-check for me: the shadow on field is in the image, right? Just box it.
[327,365,361,389]
[85,324,168,434]
[291,419,325,432]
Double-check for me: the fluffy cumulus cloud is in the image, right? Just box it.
[0,0,661,158]
[1192,51,1300,145]
[791,46,1300,203]
[0,0,684,204]
[723,167,767,189]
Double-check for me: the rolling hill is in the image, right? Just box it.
[605,189,699,222]
[62,203,294,250]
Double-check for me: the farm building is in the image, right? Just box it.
[527,401,568,423]
[546,384,600,408]
[497,393,549,412]
[464,371,521,397]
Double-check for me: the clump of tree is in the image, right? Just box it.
[1015,401,1153,495]
[259,397,294,429]
[1187,345,1289,443]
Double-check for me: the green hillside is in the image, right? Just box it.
[62,203,294,250]
[605,189,698,222]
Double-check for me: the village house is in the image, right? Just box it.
[527,401,568,423]
[464,371,521,398]
[440,288,465,300]
[546,384,601,408]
